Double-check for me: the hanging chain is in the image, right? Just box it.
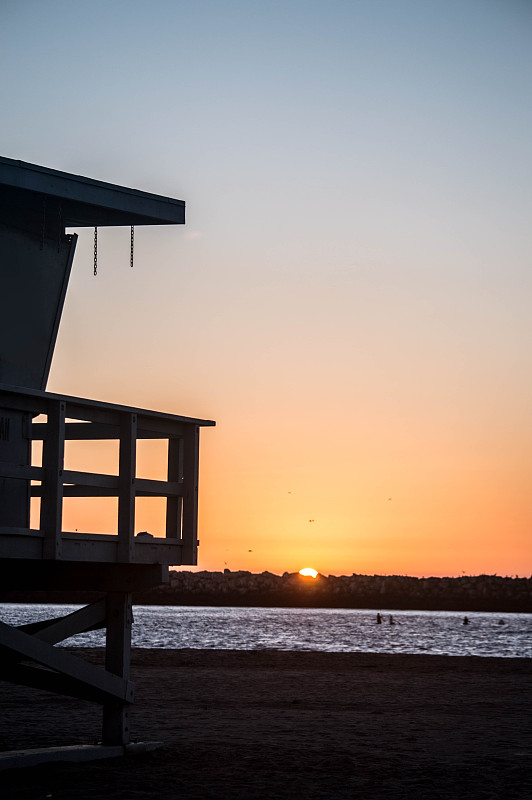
[93,227,98,276]
[40,195,47,250]
[93,225,134,274]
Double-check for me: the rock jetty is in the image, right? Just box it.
[132,571,532,612]
[2,571,530,611]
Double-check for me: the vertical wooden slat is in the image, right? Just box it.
[102,592,132,746]
[117,413,136,563]
[41,400,65,560]
[182,424,199,565]
[166,436,183,540]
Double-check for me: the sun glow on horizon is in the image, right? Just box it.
[299,568,318,578]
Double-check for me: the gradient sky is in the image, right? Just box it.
[2,0,531,576]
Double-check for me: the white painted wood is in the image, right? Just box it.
[0,742,163,770]
[41,400,65,559]
[102,593,133,745]
[118,414,136,563]
[0,621,134,703]
[17,598,107,644]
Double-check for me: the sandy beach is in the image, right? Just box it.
[2,648,531,799]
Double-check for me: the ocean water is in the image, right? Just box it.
[1,604,531,658]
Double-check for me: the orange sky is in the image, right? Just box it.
[40,228,532,577]
[10,1,532,578]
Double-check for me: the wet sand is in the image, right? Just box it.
[2,649,532,799]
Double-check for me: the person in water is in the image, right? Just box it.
[463,616,469,625]
[389,615,395,625]
[376,613,383,624]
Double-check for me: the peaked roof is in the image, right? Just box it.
[0,156,185,227]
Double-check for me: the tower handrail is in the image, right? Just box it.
[0,383,214,566]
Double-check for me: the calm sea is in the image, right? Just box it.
[2,604,531,658]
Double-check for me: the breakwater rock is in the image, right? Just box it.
[134,571,532,612]
[2,571,530,612]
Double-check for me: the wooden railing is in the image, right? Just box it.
[0,385,214,566]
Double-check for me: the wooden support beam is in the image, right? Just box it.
[182,425,199,564]
[32,421,188,440]
[0,560,168,592]
[0,742,163,771]
[40,400,65,559]
[62,469,119,489]
[31,474,183,498]
[0,621,134,703]
[102,593,132,746]
[118,414,136,563]
[1,384,214,429]
[0,662,120,705]
[132,477,183,497]
[44,480,183,498]
[0,463,43,481]
[17,598,107,644]
[104,594,132,682]
[166,437,183,539]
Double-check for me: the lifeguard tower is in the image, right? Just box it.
[0,157,214,767]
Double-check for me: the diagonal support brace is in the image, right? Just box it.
[17,598,107,644]
[0,621,134,704]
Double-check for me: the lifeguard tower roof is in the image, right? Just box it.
[0,155,185,227]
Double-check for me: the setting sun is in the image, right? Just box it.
[299,568,318,578]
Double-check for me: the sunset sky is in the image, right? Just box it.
[2,1,531,576]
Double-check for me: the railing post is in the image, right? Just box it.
[118,413,136,563]
[166,436,183,540]
[182,424,199,565]
[41,400,65,560]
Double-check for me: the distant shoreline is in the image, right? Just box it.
[2,570,531,612]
